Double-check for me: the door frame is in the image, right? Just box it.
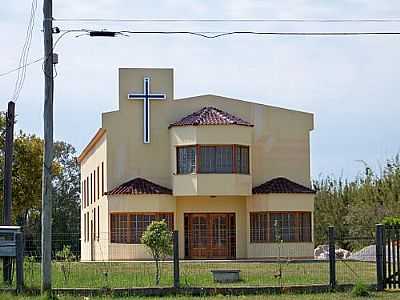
[184,212,236,259]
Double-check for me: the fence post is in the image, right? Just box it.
[173,230,180,289]
[15,232,24,293]
[376,224,385,291]
[328,226,336,290]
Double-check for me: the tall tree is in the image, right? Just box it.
[52,141,81,252]
[12,132,44,225]
[0,112,80,243]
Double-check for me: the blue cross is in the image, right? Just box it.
[128,77,166,144]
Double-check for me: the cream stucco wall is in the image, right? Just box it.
[248,243,314,258]
[169,125,253,146]
[173,174,252,196]
[247,194,315,212]
[80,133,108,261]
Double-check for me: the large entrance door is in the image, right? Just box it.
[185,213,235,259]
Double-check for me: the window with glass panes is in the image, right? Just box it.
[250,212,312,243]
[236,145,249,174]
[110,213,174,244]
[177,146,196,174]
[177,145,249,174]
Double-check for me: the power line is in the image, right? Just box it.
[114,30,400,38]
[12,0,38,102]
[0,57,44,78]
[53,17,400,23]
[3,27,400,79]
[0,29,87,79]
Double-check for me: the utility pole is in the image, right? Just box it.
[2,101,15,284]
[42,0,54,293]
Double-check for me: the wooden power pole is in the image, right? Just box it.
[42,0,54,293]
[2,101,15,284]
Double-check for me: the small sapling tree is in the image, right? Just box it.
[141,220,173,285]
[55,245,76,283]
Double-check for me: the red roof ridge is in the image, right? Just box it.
[252,177,315,194]
[106,177,172,195]
[169,106,253,128]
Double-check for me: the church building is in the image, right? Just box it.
[78,68,315,261]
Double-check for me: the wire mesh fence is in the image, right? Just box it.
[335,228,377,286]
[180,260,330,287]
[0,227,379,290]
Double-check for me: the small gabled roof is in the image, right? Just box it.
[252,177,316,194]
[169,106,253,129]
[106,177,172,195]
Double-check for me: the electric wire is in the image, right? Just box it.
[3,27,400,79]
[118,30,400,38]
[0,29,88,79]
[53,17,400,23]
[11,0,38,102]
[0,57,44,78]
[42,29,90,79]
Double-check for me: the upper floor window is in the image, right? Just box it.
[177,145,250,175]
[177,146,196,174]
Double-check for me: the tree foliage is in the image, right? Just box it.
[141,220,173,285]
[314,155,400,249]
[0,112,80,255]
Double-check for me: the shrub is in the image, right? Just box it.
[382,216,400,226]
[351,281,370,297]
[141,220,173,285]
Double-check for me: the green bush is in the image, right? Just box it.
[141,220,173,285]
[351,281,370,297]
[382,216,400,225]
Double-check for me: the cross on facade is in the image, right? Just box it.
[128,77,166,144]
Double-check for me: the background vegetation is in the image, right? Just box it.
[0,112,80,256]
[313,155,400,249]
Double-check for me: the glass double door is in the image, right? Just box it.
[185,213,236,259]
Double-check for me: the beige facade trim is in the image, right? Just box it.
[78,128,106,163]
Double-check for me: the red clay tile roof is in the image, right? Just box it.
[252,177,316,194]
[169,106,253,128]
[106,177,172,195]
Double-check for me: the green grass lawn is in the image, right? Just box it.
[0,260,376,289]
[1,291,400,300]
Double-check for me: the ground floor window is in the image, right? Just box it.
[110,212,174,244]
[250,211,312,243]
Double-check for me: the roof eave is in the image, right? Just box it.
[78,128,106,163]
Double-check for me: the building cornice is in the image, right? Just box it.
[78,128,106,164]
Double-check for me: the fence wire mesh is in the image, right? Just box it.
[335,228,377,286]
[0,227,379,289]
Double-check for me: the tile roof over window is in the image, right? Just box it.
[106,177,172,195]
[169,106,253,128]
[252,177,316,194]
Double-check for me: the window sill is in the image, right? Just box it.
[110,242,144,245]
[250,241,313,244]
[174,173,251,176]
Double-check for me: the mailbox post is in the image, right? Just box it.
[0,226,24,292]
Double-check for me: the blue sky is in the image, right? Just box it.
[1,1,400,179]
